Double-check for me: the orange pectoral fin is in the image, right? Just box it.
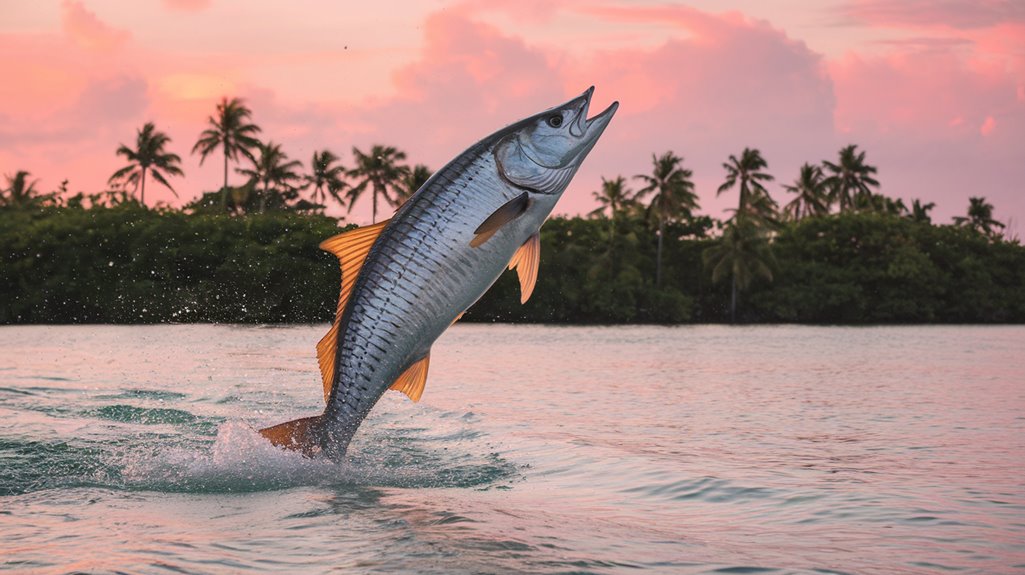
[507,232,540,304]
[259,415,323,457]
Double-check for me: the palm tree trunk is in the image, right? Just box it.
[730,275,737,324]
[656,218,664,287]
[140,166,147,207]
[222,144,229,208]
[372,184,379,224]
[608,213,616,274]
[260,181,268,213]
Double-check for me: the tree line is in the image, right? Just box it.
[587,145,1011,322]
[2,96,1022,324]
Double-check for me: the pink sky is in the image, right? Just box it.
[1,0,1023,230]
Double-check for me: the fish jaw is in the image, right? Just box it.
[574,96,618,163]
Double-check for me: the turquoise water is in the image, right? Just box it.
[1,324,1024,574]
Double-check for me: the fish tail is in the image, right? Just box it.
[259,415,325,458]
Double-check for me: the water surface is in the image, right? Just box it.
[2,325,1024,574]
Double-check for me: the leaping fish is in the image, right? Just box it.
[259,87,618,457]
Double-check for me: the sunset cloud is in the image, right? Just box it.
[837,0,1025,29]
[980,115,997,135]
[332,3,838,219]
[61,0,130,52]
[161,0,212,12]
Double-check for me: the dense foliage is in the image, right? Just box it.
[2,204,1022,324]
[750,213,1025,323]
[0,204,341,323]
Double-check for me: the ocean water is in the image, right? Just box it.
[1,324,1023,575]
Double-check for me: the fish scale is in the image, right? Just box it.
[259,87,618,457]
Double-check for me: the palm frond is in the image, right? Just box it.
[150,169,179,197]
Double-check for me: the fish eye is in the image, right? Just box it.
[546,114,563,128]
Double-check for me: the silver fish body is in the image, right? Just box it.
[323,149,556,451]
[266,88,617,457]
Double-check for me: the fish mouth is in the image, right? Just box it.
[568,86,618,162]
[570,86,619,141]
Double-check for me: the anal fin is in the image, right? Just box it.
[389,353,431,402]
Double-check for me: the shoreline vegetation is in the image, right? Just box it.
[2,97,1023,325]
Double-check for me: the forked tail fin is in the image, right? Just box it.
[259,415,324,458]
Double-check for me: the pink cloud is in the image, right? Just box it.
[61,0,130,52]
[980,115,997,135]
[0,34,90,119]
[456,0,589,24]
[837,0,1025,29]
[831,49,998,135]
[558,4,836,216]
[0,2,154,200]
[393,11,560,108]
[162,0,212,12]
[829,34,1024,222]
[324,4,837,221]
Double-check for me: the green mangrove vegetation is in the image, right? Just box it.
[2,97,1023,324]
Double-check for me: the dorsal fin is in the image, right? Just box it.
[316,219,390,402]
[389,353,430,402]
[507,232,540,304]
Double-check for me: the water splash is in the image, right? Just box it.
[2,412,518,496]
[118,422,338,493]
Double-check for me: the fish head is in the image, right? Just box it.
[495,86,618,195]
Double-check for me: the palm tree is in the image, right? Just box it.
[1,171,50,208]
[346,144,409,223]
[634,152,699,287]
[589,176,636,261]
[718,148,777,226]
[303,150,347,212]
[192,97,262,208]
[589,176,634,220]
[822,144,879,212]
[236,141,303,213]
[702,220,774,323]
[783,163,828,220]
[108,122,183,206]
[954,196,1005,238]
[908,199,935,224]
[859,194,905,216]
[393,163,433,207]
